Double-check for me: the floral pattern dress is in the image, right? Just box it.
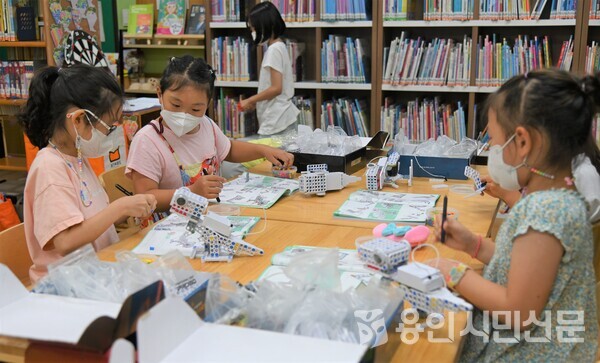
[460,189,598,362]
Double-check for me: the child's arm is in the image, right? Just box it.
[50,194,156,255]
[239,67,283,111]
[225,140,294,167]
[131,171,225,212]
[439,231,563,330]
[435,218,495,264]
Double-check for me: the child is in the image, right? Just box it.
[433,69,597,361]
[19,65,157,283]
[239,2,300,136]
[481,135,600,223]
[126,56,294,212]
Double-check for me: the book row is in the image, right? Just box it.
[381,97,467,143]
[383,33,471,87]
[321,35,369,83]
[268,0,316,22]
[321,97,370,137]
[0,60,34,100]
[475,34,572,86]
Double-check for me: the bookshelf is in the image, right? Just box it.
[0,0,56,171]
[117,0,207,95]
[204,0,600,144]
[205,0,379,138]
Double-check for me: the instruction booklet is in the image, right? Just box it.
[218,173,299,209]
[334,190,439,224]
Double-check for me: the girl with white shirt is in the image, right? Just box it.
[239,2,299,136]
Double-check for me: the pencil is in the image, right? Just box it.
[441,195,448,243]
[203,168,221,203]
[115,183,133,196]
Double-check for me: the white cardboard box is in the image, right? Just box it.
[137,297,368,363]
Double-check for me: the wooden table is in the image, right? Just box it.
[0,163,499,363]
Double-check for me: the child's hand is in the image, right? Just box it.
[424,258,459,280]
[239,99,255,112]
[190,174,227,199]
[263,147,294,168]
[480,175,504,199]
[433,216,478,255]
[120,194,157,218]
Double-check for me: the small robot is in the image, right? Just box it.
[366,152,402,190]
[464,166,487,197]
[356,237,472,314]
[170,187,264,262]
[298,164,360,196]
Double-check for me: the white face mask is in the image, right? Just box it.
[487,134,527,191]
[76,113,114,158]
[161,109,204,137]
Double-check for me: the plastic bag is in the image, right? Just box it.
[205,273,251,324]
[284,248,341,291]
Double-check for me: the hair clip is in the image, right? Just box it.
[170,56,176,62]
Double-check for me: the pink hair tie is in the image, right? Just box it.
[565,177,575,186]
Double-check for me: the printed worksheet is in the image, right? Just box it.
[218,173,299,209]
[132,214,260,257]
[334,190,439,224]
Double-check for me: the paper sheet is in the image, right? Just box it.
[334,190,439,223]
[132,214,260,257]
[218,173,299,209]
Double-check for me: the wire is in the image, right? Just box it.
[412,154,448,181]
[411,243,440,269]
[241,206,268,236]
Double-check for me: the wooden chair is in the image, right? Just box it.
[98,165,134,203]
[0,223,32,287]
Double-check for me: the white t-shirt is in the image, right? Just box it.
[256,41,300,135]
[572,154,600,223]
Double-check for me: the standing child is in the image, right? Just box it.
[126,56,294,212]
[239,2,300,136]
[432,69,597,361]
[19,65,157,282]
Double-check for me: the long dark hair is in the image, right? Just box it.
[486,68,600,175]
[18,64,123,148]
[246,1,286,46]
[159,55,216,101]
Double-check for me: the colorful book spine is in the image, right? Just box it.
[211,36,250,82]
[215,90,257,138]
[321,0,368,21]
[0,60,34,100]
[380,97,466,143]
[475,34,566,86]
[266,0,315,22]
[321,97,369,136]
[321,35,368,83]
[211,0,241,22]
[292,96,315,129]
[382,32,471,87]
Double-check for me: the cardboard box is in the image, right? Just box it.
[137,297,369,363]
[293,146,367,175]
[0,264,164,352]
[399,144,474,180]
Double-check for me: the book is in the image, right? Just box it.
[132,213,260,257]
[185,4,205,35]
[127,4,154,35]
[334,190,440,224]
[156,0,185,35]
[218,173,299,209]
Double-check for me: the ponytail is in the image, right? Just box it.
[18,67,60,148]
[18,65,123,149]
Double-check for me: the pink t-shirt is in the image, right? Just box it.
[24,147,118,283]
[125,116,231,189]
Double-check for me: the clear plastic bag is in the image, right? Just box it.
[284,248,341,291]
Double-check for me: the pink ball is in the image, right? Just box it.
[404,225,430,247]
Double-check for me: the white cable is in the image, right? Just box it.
[412,154,448,181]
[241,206,268,236]
[411,243,440,269]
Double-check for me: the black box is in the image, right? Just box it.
[292,146,367,174]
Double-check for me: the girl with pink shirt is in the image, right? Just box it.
[126,56,294,212]
[19,65,157,282]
